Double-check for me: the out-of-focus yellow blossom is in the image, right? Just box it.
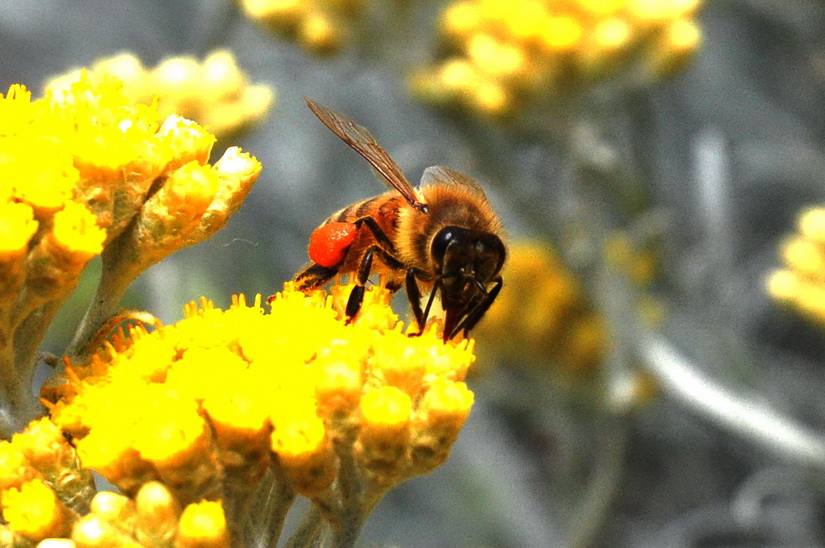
[32,283,476,546]
[238,0,366,55]
[475,240,607,377]
[477,238,661,406]
[410,0,704,121]
[0,72,260,438]
[45,50,275,138]
[768,206,825,326]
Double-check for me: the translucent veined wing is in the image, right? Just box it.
[420,165,488,198]
[306,98,428,213]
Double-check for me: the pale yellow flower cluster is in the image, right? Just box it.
[768,207,825,326]
[238,0,365,55]
[411,0,703,119]
[0,73,261,437]
[44,50,275,138]
[6,284,476,546]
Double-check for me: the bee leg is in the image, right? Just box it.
[421,278,441,332]
[344,216,400,321]
[405,269,426,332]
[451,277,503,339]
[406,271,442,336]
[345,245,405,322]
[294,263,339,291]
[353,216,397,254]
[345,247,374,321]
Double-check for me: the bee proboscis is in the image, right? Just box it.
[294,98,505,341]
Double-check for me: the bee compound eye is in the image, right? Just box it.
[431,225,471,268]
[431,226,456,266]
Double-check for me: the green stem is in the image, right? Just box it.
[243,467,295,548]
[284,505,326,548]
[65,242,140,359]
[0,344,33,439]
[0,301,66,437]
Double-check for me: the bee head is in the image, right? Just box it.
[431,226,505,304]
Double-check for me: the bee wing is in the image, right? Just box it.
[306,98,428,213]
[420,165,488,198]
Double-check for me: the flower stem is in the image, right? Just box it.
[0,345,36,438]
[244,468,295,548]
[640,333,825,470]
[284,505,325,548]
[65,246,136,359]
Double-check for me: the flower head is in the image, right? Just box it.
[768,206,825,326]
[0,70,261,437]
[45,50,275,138]
[238,0,366,55]
[411,0,705,121]
[35,283,476,545]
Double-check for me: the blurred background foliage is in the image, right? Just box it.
[3,0,825,546]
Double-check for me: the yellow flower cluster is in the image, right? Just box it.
[475,241,606,376]
[411,0,703,119]
[0,73,260,437]
[238,0,366,55]
[44,50,275,138]
[0,421,227,548]
[768,207,825,326]
[0,418,94,546]
[33,284,474,546]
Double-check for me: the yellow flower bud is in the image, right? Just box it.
[72,513,138,548]
[798,207,825,244]
[271,417,335,495]
[441,1,482,43]
[0,441,35,492]
[0,200,37,260]
[540,15,583,53]
[299,12,342,55]
[1,479,72,541]
[156,115,216,172]
[175,500,229,548]
[51,202,107,260]
[88,491,136,531]
[134,482,180,546]
[240,0,306,29]
[410,379,473,473]
[782,237,825,281]
[357,387,412,483]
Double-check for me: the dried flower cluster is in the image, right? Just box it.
[768,207,825,326]
[0,73,261,436]
[44,50,274,138]
[410,0,704,120]
[0,285,479,546]
[238,0,366,55]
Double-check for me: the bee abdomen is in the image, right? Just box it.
[330,196,379,223]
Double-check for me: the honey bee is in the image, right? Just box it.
[295,98,505,341]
